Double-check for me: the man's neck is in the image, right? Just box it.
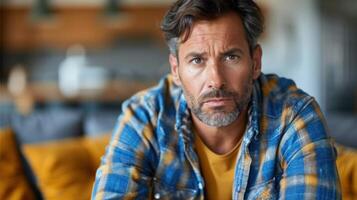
[192,107,248,155]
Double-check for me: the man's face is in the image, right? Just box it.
[170,12,262,127]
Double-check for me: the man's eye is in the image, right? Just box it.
[225,55,239,61]
[191,57,203,64]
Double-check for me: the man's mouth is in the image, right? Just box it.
[203,98,233,106]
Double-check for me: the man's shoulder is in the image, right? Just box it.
[122,74,181,115]
[258,73,313,117]
[260,73,308,96]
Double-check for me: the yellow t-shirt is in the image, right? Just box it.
[195,135,242,200]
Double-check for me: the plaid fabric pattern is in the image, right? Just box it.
[92,73,341,200]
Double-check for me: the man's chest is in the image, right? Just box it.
[152,139,282,200]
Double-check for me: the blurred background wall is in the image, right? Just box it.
[0,0,356,146]
[258,0,357,114]
[0,0,174,130]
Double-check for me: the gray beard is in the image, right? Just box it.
[192,105,240,127]
[182,74,253,128]
[186,85,252,127]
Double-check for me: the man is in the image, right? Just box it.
[92,0,340,199]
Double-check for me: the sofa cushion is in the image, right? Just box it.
[336,144,357,200]
[23,137,93,200]
[83,134,111,170]
[11,109,83,144]
[0,128,36,200]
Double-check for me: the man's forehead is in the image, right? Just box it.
[186,31,241,42]
[179,12,247,46]
[179,26,246,53]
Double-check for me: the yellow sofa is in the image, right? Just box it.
[0,128,110,200]
[335,144,357,200]
[1,128,356,200]
[0,128,36,200]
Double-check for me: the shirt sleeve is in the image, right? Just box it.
[278,97,341,199]
[91,99,158,200]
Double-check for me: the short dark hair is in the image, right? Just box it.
[161,0,264,56]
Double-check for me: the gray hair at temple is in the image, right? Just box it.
[161,0,264,57]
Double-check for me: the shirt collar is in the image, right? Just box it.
[175,94,195,144]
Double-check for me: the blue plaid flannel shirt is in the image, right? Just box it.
[92,73,341,199]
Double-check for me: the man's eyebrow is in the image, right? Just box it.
[183,48,244,60]
[221,48,244,56]
[184,52,206,60]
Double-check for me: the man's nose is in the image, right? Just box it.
[208,63,225,89]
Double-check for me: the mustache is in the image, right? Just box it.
[198,89,237,103]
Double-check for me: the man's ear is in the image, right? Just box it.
[169,54,181,86]
[252,44,262,80]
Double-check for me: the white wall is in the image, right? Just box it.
[258,0,323,108]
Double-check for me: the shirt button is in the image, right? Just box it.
[198,183,203,190]
[154,193,160,199]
